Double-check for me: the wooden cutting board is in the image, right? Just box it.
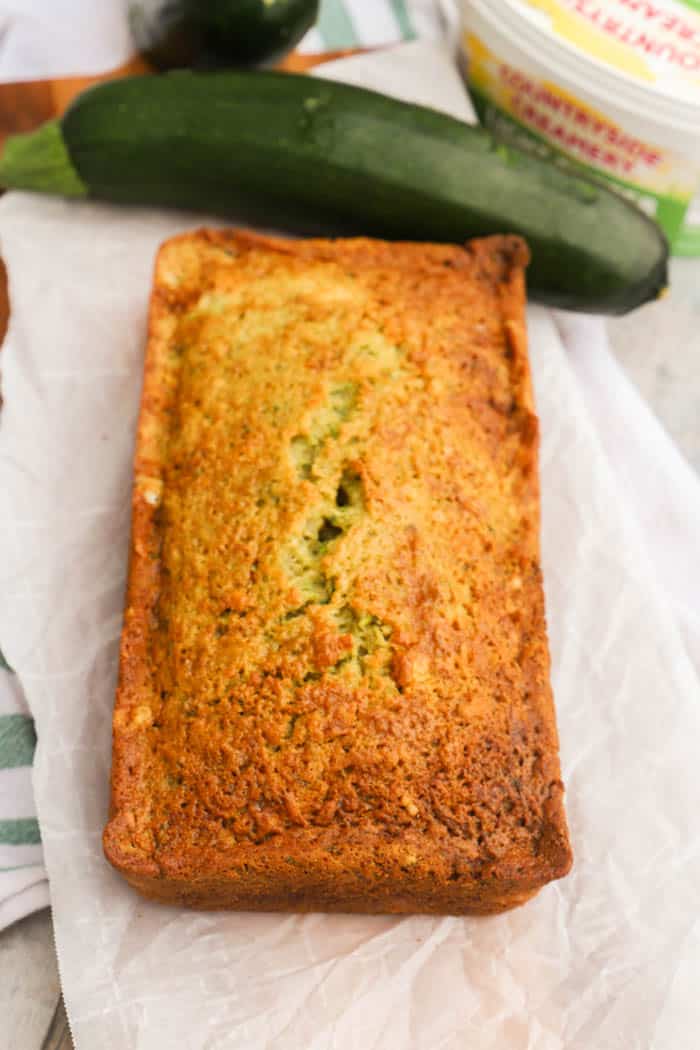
[0,47,363,346]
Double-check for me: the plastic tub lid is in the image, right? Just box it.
[468,0,700,130]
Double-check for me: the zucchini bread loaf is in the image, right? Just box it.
[104,230,572,913]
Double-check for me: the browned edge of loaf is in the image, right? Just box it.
[103,230,572,914]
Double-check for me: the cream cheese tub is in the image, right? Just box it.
[460,0,700,254]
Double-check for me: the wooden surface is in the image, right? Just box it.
[0,55,153,148]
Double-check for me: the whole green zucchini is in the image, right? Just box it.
[0,71,668,314]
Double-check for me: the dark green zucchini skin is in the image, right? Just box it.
[191,0,320,65]
[12,71,672,313]
[129,0,320,69]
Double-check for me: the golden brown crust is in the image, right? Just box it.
[104,230,572,913]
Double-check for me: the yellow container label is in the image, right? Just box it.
[466,31,698,198]
[464,30,698,241]
[517,0,700,98]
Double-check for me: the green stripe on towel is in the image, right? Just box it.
[0,819,41,845]
[389,0,416,39]
[0,714,37,769]
[317,0,359,48]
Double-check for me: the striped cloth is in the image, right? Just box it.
[0,0,450,932]
[299,0,446,52]
[0,652,49,929]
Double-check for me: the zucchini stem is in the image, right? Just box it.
[0,120,87,197]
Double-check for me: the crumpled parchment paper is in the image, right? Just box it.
[0,42,699,1050]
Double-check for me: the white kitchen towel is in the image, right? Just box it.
[1,37,700,1049]
[0,663,49,931]
[0,0,133,81]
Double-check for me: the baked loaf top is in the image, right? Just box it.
[104,230,572,914]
